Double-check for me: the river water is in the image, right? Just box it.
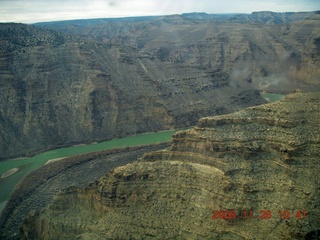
[0,130,176,214]
[0,94,285,215]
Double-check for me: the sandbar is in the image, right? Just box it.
[45,157,67,165]
[1,168,19,178]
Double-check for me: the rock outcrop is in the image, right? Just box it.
[17,92,320,239]
[0,142,170,240]
[1,11,320,160]
[0,22,266,160]
[38,12,320,90]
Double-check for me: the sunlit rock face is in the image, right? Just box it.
[19,93,320,240]
[0,143,170,240]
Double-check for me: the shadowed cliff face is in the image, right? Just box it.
[18,92,320,240]
[1,12,319,160]
[0,22,266,160]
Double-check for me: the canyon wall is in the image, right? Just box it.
[1,12,320,159]
[0,142,170,239]
[14,92,320,240]
[0,22,266,160]
[39,12,320,90]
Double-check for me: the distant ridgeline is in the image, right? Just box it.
[0,10,319,159]
[33,11,317,27]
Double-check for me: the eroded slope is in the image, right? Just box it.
[0,143,170,240]
[19,92,320,239]
[0,23,265,159]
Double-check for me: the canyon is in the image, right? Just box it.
[0,11,320,239]
[1,92,318,239]
[1,11,320,160]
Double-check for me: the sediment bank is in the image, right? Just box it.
[0,142,170,239]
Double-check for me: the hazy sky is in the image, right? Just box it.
[0,0,319,23]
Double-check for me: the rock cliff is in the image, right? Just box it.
[0,143,170,239]
[1,12,320,160]
[38,12,320,90]
[0,22,266,160]
[18,92,320,239]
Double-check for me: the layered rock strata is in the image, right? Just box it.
[17,92,320,239]
[2,12,320,160]
[0,23,266,160]
[38,12,320,90]
[0,142,170,239]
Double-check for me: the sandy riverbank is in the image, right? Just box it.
[1,168,19,179]
[45,157,67,165]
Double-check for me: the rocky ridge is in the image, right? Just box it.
[230,11,318,24]
[1,12,320,160]
[0,142,170,239]
[18,92,320,239]
[0,22,266,160]
[35,12,320,89]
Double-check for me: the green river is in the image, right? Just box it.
[0,93,285,214]
[0,130,176,214]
